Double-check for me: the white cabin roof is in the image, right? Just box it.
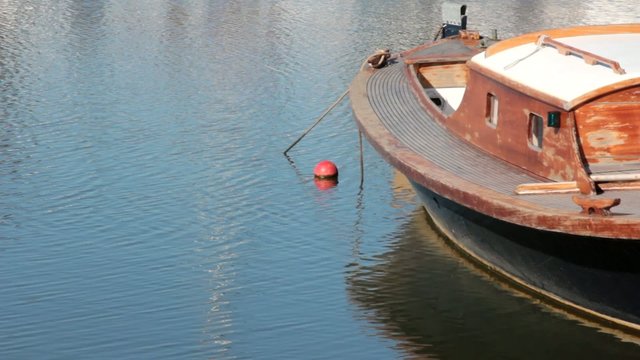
[471,33,640,105]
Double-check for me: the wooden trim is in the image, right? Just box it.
[515,177,640,194]
[591,173,640,182]
[485,24,640,58]
[567,112,597,194]
[515,181,579,195]
[405,64,448,125]
[538,35,626,75]
[404,54,470,65]
[567,78,640,110]
[600,181,640,191]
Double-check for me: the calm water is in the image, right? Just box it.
[1,1,639,358]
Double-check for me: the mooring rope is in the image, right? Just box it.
[283,49,394,156]
[366,49,391,69]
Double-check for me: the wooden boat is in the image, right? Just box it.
[349,3,640,334]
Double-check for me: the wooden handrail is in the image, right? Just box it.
[515,181,579,195]
[537,35,626,75]
[515,173,640,195]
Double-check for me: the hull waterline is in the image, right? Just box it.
[411,181,640,333]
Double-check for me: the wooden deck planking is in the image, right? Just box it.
[368,62,537,194]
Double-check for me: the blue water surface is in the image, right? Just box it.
[0,1,639,359]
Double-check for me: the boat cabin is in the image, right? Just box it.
[409,25,640,194]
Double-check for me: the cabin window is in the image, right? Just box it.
[528,113,544,150]
[485,93,498,127]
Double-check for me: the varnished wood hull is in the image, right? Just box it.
[350,29,640,334]
[411,180,640,333]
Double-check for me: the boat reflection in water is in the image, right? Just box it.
[346,173,640,359]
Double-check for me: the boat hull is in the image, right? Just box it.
[410,180,640,332]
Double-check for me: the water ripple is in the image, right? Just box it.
[0,1,639,359]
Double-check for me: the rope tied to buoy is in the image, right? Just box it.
[284,48,396,188]
[284,48,394,158]
[366,48,391,69]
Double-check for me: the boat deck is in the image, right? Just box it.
[362,58,640,218]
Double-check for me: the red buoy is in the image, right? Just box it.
[314,160,338,179]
